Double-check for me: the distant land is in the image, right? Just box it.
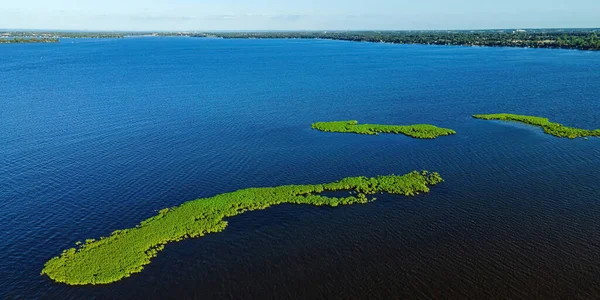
[0,37,58,44]
[1,28,599,50]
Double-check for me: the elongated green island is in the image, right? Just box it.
[42,171,443,285]
[473,113,600,139]
[311,120,456,139]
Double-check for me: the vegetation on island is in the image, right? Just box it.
[473,113,600,138]
[311,120,456,139]
[0,38,58,44]
[42,171,444,285]
[197,29,600,51]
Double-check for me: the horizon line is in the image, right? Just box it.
[1,27,599,33]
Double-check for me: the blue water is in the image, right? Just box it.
[1,37,600,299]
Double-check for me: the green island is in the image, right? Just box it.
[42,170,443,285]
[473,113,600,138]
[311,120,456,139]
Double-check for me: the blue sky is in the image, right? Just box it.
[1,0,599,31]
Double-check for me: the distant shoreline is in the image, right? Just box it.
[0,37,58,44]
[197,30,600,51]
[2,29,599,51]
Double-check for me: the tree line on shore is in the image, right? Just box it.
[197,30,600,51]
[0,37,59,44]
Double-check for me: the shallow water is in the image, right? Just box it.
[1,37,599,299]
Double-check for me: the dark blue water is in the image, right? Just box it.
[1,37,600,299]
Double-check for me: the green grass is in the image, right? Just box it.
[41,170,444,285]
[311,120,456,139]
[472,113,600,139]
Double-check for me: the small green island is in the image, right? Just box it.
[311,120,456,139]
[42,170,443,285]
[473,113,600,139]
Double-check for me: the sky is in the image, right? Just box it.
[1,0,599,31]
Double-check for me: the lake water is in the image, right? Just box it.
[1,37,600,299]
